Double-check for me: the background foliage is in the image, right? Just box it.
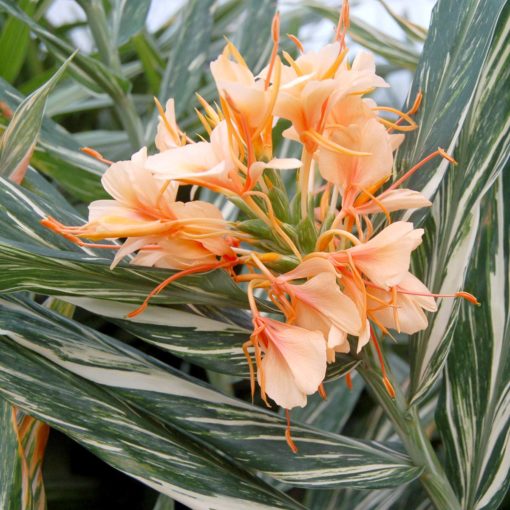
[0,0,508,509]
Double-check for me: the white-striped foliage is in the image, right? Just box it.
[396,0,510,403]
[436,170,510,510]
[0,294,423,491]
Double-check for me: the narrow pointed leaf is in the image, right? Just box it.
[395,0,507,200]
[436,171,510,510]
[0,77,105,201]
[0,53,75,181]
[408,3,510,403]
[0,0,130,96]
[111,0,151,46]
[0,340,304,510]
[0,294,423,490]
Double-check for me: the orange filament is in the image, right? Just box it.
[321,47,348,80]
[41,217,121,250]
[394,287,479,305]
[287,33,304,53]
[387,90,423,134]
[0,101,13,118]
[265,12,280,90]
[455,291,480,305]
[242,340,256,402]
[81,147,112,165]
[285,409,298,454]
[386,147,456,192]
[302,129,371,157]
[370,326,396,398]
[318,383,327,400]
[345,372,353,390]
[154,97,180,143]
[128,260,236,318]
[195,108,212,135]
[335,0,350,50]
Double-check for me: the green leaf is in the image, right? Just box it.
[0,52,75,182]
[291,372,364,434]
[407,1,510,404]
[0,0,131,97]
[0,399,23,510]
[111,0,151,46]
[0,327,302,509]
[0,399,49,510]
[0,294,423,490]
[147,0,214,141]
[436,170,510,510]
[234,0,276,72]
[0,0,37,82]
[395,0,507,199]
[0,77,105,202]
[377,0,428,42]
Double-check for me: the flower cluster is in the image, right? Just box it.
[43,2,476,451]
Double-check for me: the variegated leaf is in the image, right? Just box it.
[0,399,49,510]
[407,2,510,403]
[436,170,510,510]
[0,77,105,202]
[395,0,507,200]
[0,53,75,183]
[0,294,423,490]
[0,325,302,510]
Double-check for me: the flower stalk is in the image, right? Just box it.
[358,358,461,510]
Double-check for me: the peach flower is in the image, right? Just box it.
[253,316,327,409]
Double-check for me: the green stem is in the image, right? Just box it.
[358,362,461,510]
[79,0,144,149]
[299,147,313,220]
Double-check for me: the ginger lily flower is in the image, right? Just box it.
[317,117,404,204]
[251,316,327,409]
[367,272,437,334]
[331,221,424,288]
[42,148,234,270]
[274,258,362,357]
[274,46,387,148]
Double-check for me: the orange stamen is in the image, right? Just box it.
[265,12,280,90]
[345,372,353,390]
[455,291,480,305]
[318,383,327,400]
[386,148,456,192]
[127,260,236,318]
[335,0,350,50]
[392,287,479,305]
[81,147,112,165]
[287,33,304,53]
[154,97,180,143]
[370,326,395,398]
[285,409,298,454]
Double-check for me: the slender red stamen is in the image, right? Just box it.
[127,260,236,318]
[285,409,298,454]
[392,287,479,305]
[318,383,327,400]
[287,34,304,53]
[265,12,280,90]
[370,326,395,398]
[345,372,353,390]
[386,148,456,192]
[81,147,113,165]
[335,0,350,50]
